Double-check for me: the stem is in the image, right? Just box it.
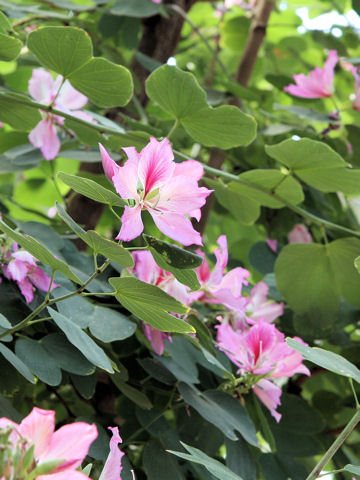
[167,119,180,139]
[109,205,122,222]
[318,469,345,477]
[49,77,65,108]
[132,95,148,125]
[80,291,116,297]
[349,378,360,409]
[306,408,360,480]
[168,4,231,79]
[0,259,111,340]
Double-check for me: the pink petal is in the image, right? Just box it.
[17,278,34,304]
[38,471,91,480]
[117,205,144,242]
[40,422,97,469]
[138,137,175,195]
[253,379,282,422]
[19,408,55,459]
[210,235,228,285]
[99,427,124,480]
[150,210,202,246]
[72,110,96,124]
[266,239,278,253]
[112,150,140,201]
[28,68,55,104]
[99,143,120,182]
[131,250,159,284]
[12,250,37,266]
[57,80,88,110]
[29,118,60,161]
[143,324,169,355]
[7,258,28,282]
[288,224,312,244]
[173,160,204,181]
[247,301,284,324]
[28,266,57,292]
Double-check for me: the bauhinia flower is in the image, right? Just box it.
[284,50,338,98]
[99,427,125,480]
[244,282,284,325]
[131,250,190,354]
[191,234,250,311]
[1,243,58,304]
[288,224,312,244]
[28,68,93,161]
[0,407,97,479]
[99,138,212,246]
[216,321,310,421]
[351,66,360,112]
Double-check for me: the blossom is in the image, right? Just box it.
[224,0,256,9]
[266,238,278,253]
[284,50,338,98]
[244,282,284,325]
[99,427,125,480]
[288,224,312,244]
[28,68,93,161]
[0,407,97,479]
[1,243,58,304]
[351,67,360,112]
[216,321,310,421]
[191,235,250,311]
[131,250,189,354]
[99,138,211,246]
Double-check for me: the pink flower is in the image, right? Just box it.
[225,0,255,9]
[351,67,360,112]
[99,138,211,246]
[284,50,338,98]
[253,379,282,423]
[216,321,310,421]
[28,68,93,161]
[0,407,97,479]
[131,250,190,354]
[288,224,312,244]
[191,235,250,311]
[1,243,58,304]
[152,0,162,3]
[99,427,125,480]
[266,238,278,253]
[244,282,284,325]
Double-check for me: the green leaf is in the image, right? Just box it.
[355,255,360,274]
[69,57,133,107]
[15,338,62,386]
[143,440,185,480]
[0,33,22,61]
[110,0,163,17]
[57,171,125,207]
[225,438,256,480]
[41,333,95,375]
[27,26,92,76]
[0,11,12,34]
[344,464,360,476]
[0,343,36,383]
[48,307,114,373]
[143,235,203,269]
[287,338,360,384]
[111,375,153,409]
[266,138,360,194]
[109,277,193,333]
[88,306,136,342]
[276,394,325,434]
[169,442,244,480]
[178,384,258,445]
[205,178,260,224]
[273,103,337,123]
[0,219,81,284]
[182,105,257,149]
[0,314,10,329]
[146,65,256,149]
[0,93,41,130]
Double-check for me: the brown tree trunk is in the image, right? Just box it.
[197,0,275,236]
[131,0,197,105]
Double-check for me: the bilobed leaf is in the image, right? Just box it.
[287,338,360,384]
[0,33,22,61]
[110,0,163,17]
[0,93,41,130]
[109,277,193,333]
[69,57,133,107]
[48,307,114,373]
[143,235,203,269]
[146,65,256,149]
[143,440,185,480]
[0,219,81,284]
[266,138,360,194]
[225,438,256,480]
[344,464,360,476]
[111,375,152,409]
[88,306,136,342]
[57,171,125,206]
[0,11,12,34]
[169,442,244,480]
[0,314,10,329]
[15,338,62,386]
[0,343,36,383]
[27,27,92,76]
[205,178,260,224]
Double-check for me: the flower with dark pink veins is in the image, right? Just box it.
[1,243,58,304]
[284,50,338,98]
[28,68,93,161]
[216,321,310,421]
[100,138,211,246]
[131,250,190,354]
[0,407,97,479]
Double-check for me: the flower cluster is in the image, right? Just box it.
[0,242,57,304]
[28,68,93,161]
[0,408,129,480]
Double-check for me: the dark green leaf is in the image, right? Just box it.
[0,33,22,61]
[0,343,35,383]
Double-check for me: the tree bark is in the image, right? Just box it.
[197,0,275,236]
